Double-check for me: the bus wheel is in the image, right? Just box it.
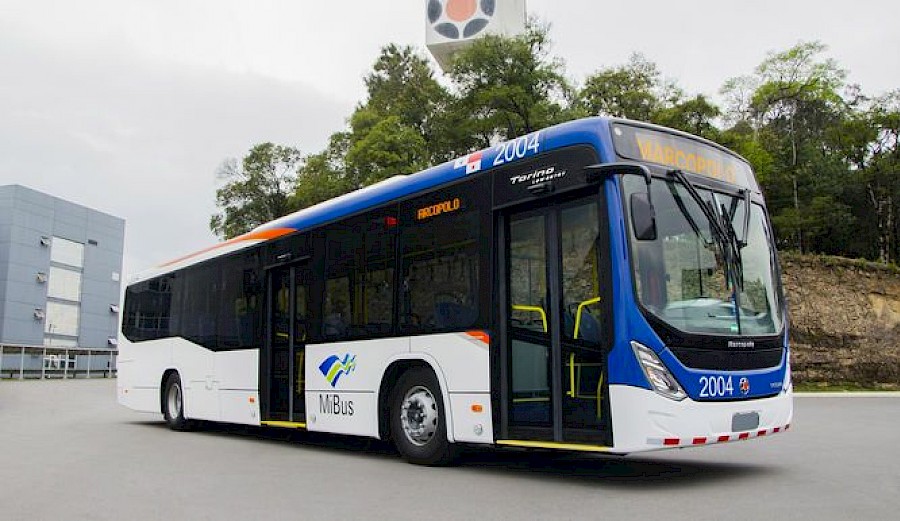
[391,367,457,466]
[163,372,192,431]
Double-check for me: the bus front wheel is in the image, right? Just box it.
[162,372,192,431]
[391,367,457,466]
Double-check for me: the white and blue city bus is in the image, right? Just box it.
[118,117,792,465]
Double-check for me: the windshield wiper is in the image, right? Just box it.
[718,199,745,290]
[739,188,751,249]
[667,182,713,248]
[666,169,744,293]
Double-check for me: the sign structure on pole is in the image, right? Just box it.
[425,0,527,71]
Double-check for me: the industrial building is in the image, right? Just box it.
[0,185,124,352]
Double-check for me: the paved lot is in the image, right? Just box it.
[1,379,899,521]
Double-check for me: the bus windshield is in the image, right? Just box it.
[624,175,784,337]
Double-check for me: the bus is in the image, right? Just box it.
[118,117,792,465]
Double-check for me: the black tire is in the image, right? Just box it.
[391,367,457,466]
[162,372,192,431]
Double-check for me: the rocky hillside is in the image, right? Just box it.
[782,253,900,387]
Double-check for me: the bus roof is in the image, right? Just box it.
[134,116,754,283]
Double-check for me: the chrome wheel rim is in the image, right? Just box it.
[167,382,182,419]
[400,385,438,446]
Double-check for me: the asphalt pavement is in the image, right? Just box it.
[1,379,898,521]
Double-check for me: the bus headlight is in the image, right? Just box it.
[631,341,686,401]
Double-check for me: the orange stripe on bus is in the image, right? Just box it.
[465,331,490,344]
[159,227,294,267]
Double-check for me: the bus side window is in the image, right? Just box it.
[122,274,176,342]
[323,278,350,340]
[400,190,482,334]
[321,207,397,341]
[218,251,262,350]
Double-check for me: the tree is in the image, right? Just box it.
[654,94,721,140]
[860,91,900,262]
[210,143,301,239]
[346,114,429,186]
[447,21,572,142]
[575,53,672,121]
[721,41,849,253]
[292,133,352,211]
[335,45,458,189]
[356,44,456,163]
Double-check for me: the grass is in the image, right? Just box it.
[780,251,900,274]
[794,382,900,392]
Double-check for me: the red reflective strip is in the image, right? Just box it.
[738,432,750,440]
[773,427,781,433]
[718,435,730,443]
[692,437,707,445]
[757,430,767,437]
[663,438,680,446]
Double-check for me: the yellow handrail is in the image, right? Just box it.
[512,305,548,333]
[597,370,604,420]
[566,354,605,420]
[568,353,576,397]
[573,297,602,340]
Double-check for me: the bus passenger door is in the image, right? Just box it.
[266,263,309,423]
[501,192,610,446]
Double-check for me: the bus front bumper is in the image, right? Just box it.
[608,384,793,454]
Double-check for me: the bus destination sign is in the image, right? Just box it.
[611,123,758,191]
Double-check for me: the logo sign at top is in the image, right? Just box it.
[426,0,526,71]
[428,0,496,40]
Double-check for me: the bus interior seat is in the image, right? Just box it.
[564,307,601,344]
[433,301,477,329]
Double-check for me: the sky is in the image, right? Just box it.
[2,0,898,280]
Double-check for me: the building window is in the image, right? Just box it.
[45,301,80,337]
[50,237,85,268]
[47,266,83,302]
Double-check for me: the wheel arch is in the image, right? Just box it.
[377,354,455,443]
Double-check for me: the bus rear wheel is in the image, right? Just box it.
[162,372,192,431]
[391,367,457,466]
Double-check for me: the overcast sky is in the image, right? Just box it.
[2,0,898,279]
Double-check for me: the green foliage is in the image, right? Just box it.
[210,143,301,239]
[346,114,429,185]
[654,94,721,140]
[292,133,352,211]
[355,44,454,165]
[447,21,572,141]
[576,53,667,121]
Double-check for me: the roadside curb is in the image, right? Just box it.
[794,392,900,398]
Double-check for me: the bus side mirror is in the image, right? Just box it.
[630,192,657,241]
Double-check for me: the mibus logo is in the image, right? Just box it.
[427,0,496,40]
[318,354,357,387]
